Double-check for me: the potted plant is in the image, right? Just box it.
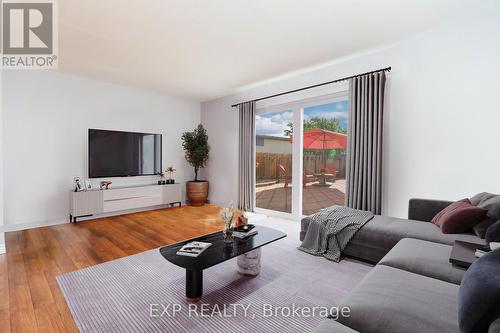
[181,124,210,206]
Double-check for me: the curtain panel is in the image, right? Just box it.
[238,101,256,211]
[346,71,386,214]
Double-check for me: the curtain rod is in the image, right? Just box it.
[231,66,391,108]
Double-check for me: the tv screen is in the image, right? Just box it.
[89,129,162,178]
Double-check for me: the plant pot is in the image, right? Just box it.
[186,181,209,206]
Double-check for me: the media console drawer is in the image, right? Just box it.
[102,185,161,201]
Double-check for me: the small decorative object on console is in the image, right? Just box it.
[166,166,176,184]
[84,180,93,191]
[73,177,84,192]
[220,204,235,243]
[100,181,112,190]
[158,171,166,185]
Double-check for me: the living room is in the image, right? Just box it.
[1,1,500,332]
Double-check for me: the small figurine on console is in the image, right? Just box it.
[100,181,112,190]
[73,177,84,192]
[165,166,176,184]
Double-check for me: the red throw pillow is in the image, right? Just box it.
[432,198,488,234]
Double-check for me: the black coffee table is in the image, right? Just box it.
[159,225,286,301]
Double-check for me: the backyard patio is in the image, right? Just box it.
[255,127,348,216]
[256,179,346,216]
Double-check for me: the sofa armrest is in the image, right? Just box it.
[408,198,453,222]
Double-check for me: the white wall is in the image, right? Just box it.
[201,16,500,218]
[2,71,200,229]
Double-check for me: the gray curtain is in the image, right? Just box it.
[238,101,256,211]
[346,71,386,214]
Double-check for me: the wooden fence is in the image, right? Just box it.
[256,153,292,180]
[256,152,346,180]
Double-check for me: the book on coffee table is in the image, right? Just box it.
[233,224,258,238]
[176,241,212,257]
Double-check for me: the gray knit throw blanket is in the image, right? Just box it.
[298,205,374,262]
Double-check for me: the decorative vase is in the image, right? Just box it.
[223,225,233,243]
[186,181,209,206]
[220,206,234,243]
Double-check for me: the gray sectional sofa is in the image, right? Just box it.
[302,198,497,332]
[300,198,485,263]
[314,237,500,332]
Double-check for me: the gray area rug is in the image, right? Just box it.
[57,217,371,333]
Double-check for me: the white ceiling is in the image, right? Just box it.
[58,0,500,101]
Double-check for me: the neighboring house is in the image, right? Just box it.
[256,135,292,154]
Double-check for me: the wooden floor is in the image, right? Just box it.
[0,205,225,333]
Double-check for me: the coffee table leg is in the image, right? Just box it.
[186,269,203,302]
[237,248,261,276]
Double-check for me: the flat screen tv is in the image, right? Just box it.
[89,129,162,178]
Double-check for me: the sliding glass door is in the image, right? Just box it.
[254,92,348,218]
[302,99,348,215]
[255,109,293,214]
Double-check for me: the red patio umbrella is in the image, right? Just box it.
[291,128,347,175]
[302,128,347,150]
[290,128,347,149]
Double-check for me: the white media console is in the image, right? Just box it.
[69,183,182,222]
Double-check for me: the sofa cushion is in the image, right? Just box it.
[485,220,500,243]
[345,216,485,262]
[312,319,359,333]
[302,215,485,263]
[378,238,465,284]
[337,265,460,333]
[471,192,500,219]
[431,198,487,234]
[459,248,500,333]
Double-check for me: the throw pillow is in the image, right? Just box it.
[470,192,500,220]
[431,198,487,234]
[470,192,492,206]
[458,248,500,333]
[472,216,496,238]
[485,220,500,243]
[488,315,500,333]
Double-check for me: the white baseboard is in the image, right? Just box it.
[0,202,187,233]
[0,217,68,233]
